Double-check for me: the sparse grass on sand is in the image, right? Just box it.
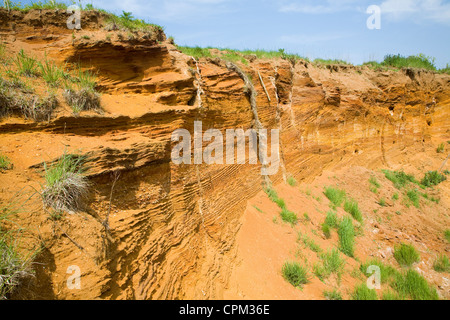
[323,290,343,300]
[393,243,420,267]
[313,248,345,281]
[282,261,309,288]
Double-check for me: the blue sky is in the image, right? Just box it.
[25,0,450,68]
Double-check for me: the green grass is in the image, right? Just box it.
[382,170,417,189]
[264,187,278,202]
[344,198,363,223]
[421,171,446,188]
[392,269,439,300]
[433,255,450,273]
[323,289,343,300]
[275,198,286,210]
[338,217,355,257]
[313,248,345,281]
[381,54,437,71]
[0,202,36,299]
[324,186,346,207]
[392,192,399,201]
[280,208,298,226]
[322,223,331,239]
[253,206,263,213]
[0,153,12,171]
[314,58,350,66]
[406,189,421,208]
[298,232,322,253]
[15,50,39,77]
[41,153,88,212]
[369,176,381,189]
[393,243,420,267]
[38,59,66,87]
[437,143,445,153]
[282,261,310,288]
[287,176,297,187]
[382,290,403,300]
[324,210,338,229]
[351,283,378,300]
[445,230,450,243]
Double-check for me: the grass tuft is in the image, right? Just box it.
[393,243,420,267]
[41,153,89,212]
[338,216,355,257]
[0,154,12,171]
[421,171,446,188]
[282,261,309,288]
[433,255,450,273]
[324,186,346,207]
[382,170,417,189]
[323,289,342,300]
[392,269,439,300]
[344,198,363,223]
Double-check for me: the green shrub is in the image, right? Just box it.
[437,143,445,153]
[433,255,450,273]
[381,54,436,71]
[445,230,450,243]
[275,198,286,210]
[344,198,363,223]
[314,248,345,281]
[351,283,377,300]
[406,189,421,208]
[287,176,297,186]
[41,153,88,212]
[338,217,355,257]
[324,210,338,229]
[0,154,12,171]
[322,223,331,239]
[392,192,399,201]
[382,170,417,189]
[280,208,298,226]
[392,269,439,300]
[282,261,309,288]
[421,171,446,187]
[264,187,278,202]
[324,187,346,207]
[323,289,343,300]
[393,243,420,267]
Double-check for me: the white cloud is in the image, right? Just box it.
[89,0,233,22]
[380,0,450,25]
[279,0,360,14]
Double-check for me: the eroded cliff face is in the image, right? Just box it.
[0,9,449,300]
